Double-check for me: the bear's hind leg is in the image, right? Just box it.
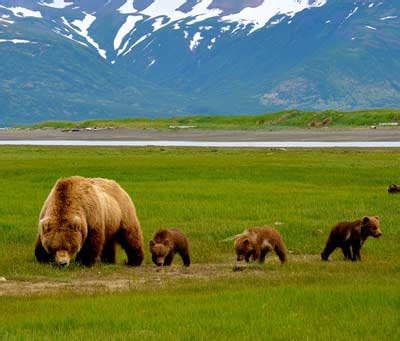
[341,242,352,260]
[179,250,191,267]
[118,227,144,266]
[101,240,116,264]
[35,236,53,263]
[274,244,287,264]
[321,238,337,261]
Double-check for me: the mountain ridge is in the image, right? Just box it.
[0,0,399,125]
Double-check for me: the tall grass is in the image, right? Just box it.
[22,109,400,130]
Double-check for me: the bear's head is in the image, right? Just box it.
[39,216,86,266]
[361,216,382,239]
[149,239,171,266]
[234,235,254,261]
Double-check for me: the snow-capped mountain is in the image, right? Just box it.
[0,0,399,125]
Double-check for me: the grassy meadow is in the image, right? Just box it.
[0,147,399,340]
[23,108,400,130]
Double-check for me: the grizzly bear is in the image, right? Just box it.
[149,228,191,267]
[321,216,382,261]
[234,227,287,264]
[35,176,144,267]
[388,184,400,194]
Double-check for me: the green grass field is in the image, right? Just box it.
[23,108,400,130]
[0,147,399,340]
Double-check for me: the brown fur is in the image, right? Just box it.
[321,216,382,261]
[35,176,144,267]
[234,227,287,264]
[149,228,191,267]
[388,184,400,194]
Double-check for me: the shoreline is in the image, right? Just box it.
[0,127,399,142]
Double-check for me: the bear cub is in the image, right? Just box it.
[321,216,382,261]
[234,227,287,264]
[388,184,400,194]
[149,228,191,267]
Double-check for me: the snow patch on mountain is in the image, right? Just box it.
[114,15,143,50]
[123,33,150,55]
[39,0,74,9]
[190,32,203,50]
[0,16,14,24]
[117,38,131,56]
[222,0,327,33]
[185,0,221,25]
[207,37,216,50]
[0,5,42,18]
[380,16,397,21]
[62,13,107,59]
[345,7,358,21]
[0,38,35,44]
[53,29,88,46]
[118,0,137,14]
[152,17,166,31]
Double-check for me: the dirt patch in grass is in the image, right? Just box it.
[0,264,222,296]
[0,258,302,296]
[0,254,393,296]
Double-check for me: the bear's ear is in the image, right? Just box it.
[39,218,50,232]
[243,238,250,245]
[149,240,155,247]
[362,217,370,224]
[374,216,379,220]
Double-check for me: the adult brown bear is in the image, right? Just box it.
[35,176,144,267]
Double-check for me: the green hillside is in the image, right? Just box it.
[25,109,400,130]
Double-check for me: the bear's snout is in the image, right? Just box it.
[55,250,70,267]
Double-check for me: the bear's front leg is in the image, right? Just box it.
[76,228,104,266]
[351,241,362,262]
[34,236,53,263]
[252,246,261,262]
[163,252,175,266]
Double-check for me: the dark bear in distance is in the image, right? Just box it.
[234,227,287,264]
[149,228,191,267]
[388,184,400,194]
[321,216,382,261]
[35,176,144,267]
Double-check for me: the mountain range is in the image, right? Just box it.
[0,0,399,125]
